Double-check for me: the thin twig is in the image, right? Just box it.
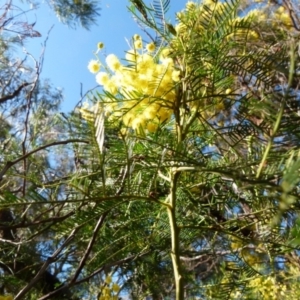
[0,139,89,182]
[70,212,108,283]
[14,227,79,300]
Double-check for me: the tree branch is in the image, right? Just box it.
[38,251,151,300]
[14,227,79,300]
[0,82,32,104]
[0,139,89,182]
[70,212,108,283]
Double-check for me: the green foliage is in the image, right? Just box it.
[51,0,101,29]
[82,0,300,298]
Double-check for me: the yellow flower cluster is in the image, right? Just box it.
[274,6,293,28]
[89,37,180,133]
[98,276,120,300]
[88,59,101,74]
[249,275,286,299]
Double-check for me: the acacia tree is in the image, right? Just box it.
[1,0,300,300]
[78,0,300,298]
[0,0,101,298]
[0,1,89,299]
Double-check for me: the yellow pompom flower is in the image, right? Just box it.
[147,122,158,132]
[175,23,186,34]
[131,117,145,130]
[172,70,180,82]
[146,42,155,52]
[276,6,285,14]
[137,54,154,70]
[160,48,171,59]
[134,40,143,49]
[161,57,174,67]
[120,71,137,91]
[158,108,171,122]
[103,79,118,95]
[144,106,157,120]
[106,54,122,71]
[97,42,104,49]
[105,276,112,284]
[112,283,120,293]
[137,74,149,92]
[111,74,122,87]
[96,72,110,85]
[88,59,101,73]
[122,112,134,126]
[133,34,141,40]
[102,286,110,296]
[280,13,292,27]
[249,30,259,40]
[154,64,166,76]
[216,101,225,111]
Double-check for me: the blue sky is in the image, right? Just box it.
[20,0,187,113]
